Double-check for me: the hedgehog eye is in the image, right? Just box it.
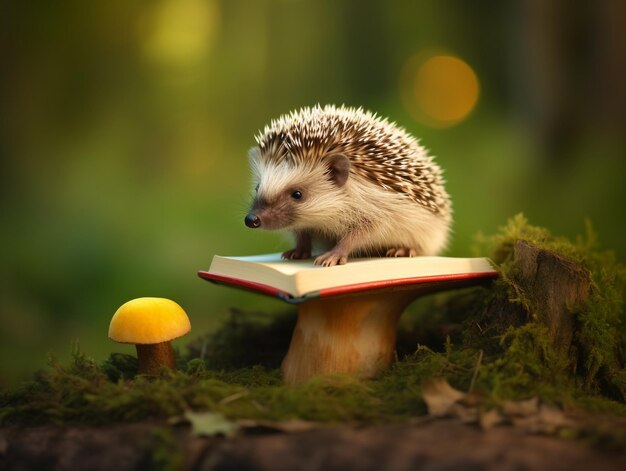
[255,184,260,192]
[291,190,303,200]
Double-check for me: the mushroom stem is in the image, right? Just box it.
[136,341,176,374]
[281,290,416,385]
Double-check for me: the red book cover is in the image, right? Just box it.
[198,254,498,304]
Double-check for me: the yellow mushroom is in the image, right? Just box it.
[109,297,191,374]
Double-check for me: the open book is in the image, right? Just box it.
[198,254,498,304]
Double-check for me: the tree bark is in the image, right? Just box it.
[2,420,625,471]
[486,239,591,367]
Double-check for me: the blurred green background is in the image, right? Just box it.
[1,0,625,387]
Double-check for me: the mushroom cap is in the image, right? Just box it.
[109,297,191,344]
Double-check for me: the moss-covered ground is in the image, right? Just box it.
[1,215,625,427]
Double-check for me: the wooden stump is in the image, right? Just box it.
[487,240,591,366]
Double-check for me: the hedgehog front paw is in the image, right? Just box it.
[314,250,348,267]
[385,247,418,258]
[282,248,311,260]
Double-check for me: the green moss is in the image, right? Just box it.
[479,324,574,403]
[1,214,624,428]
[475,214,626,400]
[0,345,476,425]
[185,308,296,370]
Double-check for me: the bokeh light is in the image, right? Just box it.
[140,0,219,66]
[401,53,480,127]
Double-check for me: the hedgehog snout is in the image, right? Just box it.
[244,213,261,228]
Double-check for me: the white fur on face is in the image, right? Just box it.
[251,157,349,231]
[248,147,451,256]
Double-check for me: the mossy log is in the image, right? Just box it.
[2,420,626,471]
[487,240,591,366]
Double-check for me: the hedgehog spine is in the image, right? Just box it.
[245,105,452,266]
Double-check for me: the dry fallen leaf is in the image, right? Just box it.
[502,397,539,417]
[511,404,574,434]
[183,411,240,438]
[450,403,480,424]
[537,405,572,430]
[479,408,504,430]
[421,378,573,436]
[422,378,466,417]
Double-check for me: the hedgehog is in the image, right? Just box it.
[244,105,452,267]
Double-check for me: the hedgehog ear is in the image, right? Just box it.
[326,153,350,187]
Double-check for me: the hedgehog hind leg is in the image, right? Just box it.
[385,247,418,258]
[314,249,349,267]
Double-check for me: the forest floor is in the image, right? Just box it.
[2,216,625,470]
[2,417,626,471]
